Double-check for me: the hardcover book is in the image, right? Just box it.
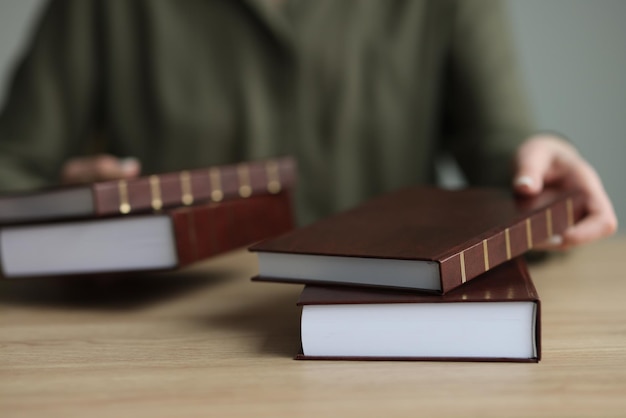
[0,192,293,278]
[296,257,541,362]
[0,156,296,224]
[251,186,584,293]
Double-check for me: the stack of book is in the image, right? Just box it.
[250,186,585,362]
[0,157,297,279]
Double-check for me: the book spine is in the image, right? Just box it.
[91,157,296,216]
[438,193,585,293]
[171,192,294,268]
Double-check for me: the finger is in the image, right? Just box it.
[532,235,566,251]
[563,210,618,247]
[62,155,120,184]
[565,181,617,247]
[513,140,555,195]
[118,157,141,178]
[560,161,618,246]
[62,155,141,184]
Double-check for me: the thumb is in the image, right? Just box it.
[513,140,554,196]
[62,155,141,184]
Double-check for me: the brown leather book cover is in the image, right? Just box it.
[172,192,294,268]
[0,156,296,225]
[0,192,294,278]
[251,186,584,294]
[296,257,541,362]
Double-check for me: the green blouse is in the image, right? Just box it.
[0,0,532,224]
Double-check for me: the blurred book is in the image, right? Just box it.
[0,156,296,224]
[0,192,293,279]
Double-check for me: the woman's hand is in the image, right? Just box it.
[513,134,617,250]
[61,154,141,184]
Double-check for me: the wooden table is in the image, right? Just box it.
[1,237,625,418]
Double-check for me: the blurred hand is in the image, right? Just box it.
[513,134,617,250]
[61,154,141,184]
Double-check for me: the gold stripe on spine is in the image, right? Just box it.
[118,180,131,214]
[209,168,223,202]
[266,160,281,194]
[566,198,574,227]
[507,287,515,299]
[150,175,163,211]
[526,218,533,249]
[482,239,490,271]
[237,164,252,198]
[505,228,512,260]
[460,251,467,284]
[180,171,194,206]
[546,208,553,237]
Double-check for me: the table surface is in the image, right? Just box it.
[1,237,625,418]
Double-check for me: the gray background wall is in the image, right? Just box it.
[0,0,624,230]
[508,0,626,232]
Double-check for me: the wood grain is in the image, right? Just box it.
[1,238,626,418]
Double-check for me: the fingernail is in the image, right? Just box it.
[514,176,534,188]
[120,157,139,174]
[547,235,563,246]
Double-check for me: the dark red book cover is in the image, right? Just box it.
[171,192,294,268]
[251,186,584,293]
[94,156,296,217]
[0,156,296,225]
[0,192,294,278]
[296,257,541,362]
